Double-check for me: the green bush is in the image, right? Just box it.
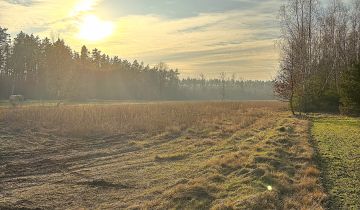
[293,91,340,113]
[341,63,360,115]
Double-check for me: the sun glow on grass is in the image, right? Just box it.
[78,15,114,42]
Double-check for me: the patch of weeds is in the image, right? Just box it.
[253,156,272,163]
[234,191,280,210]
[235,168,250,176]
[174,178,189,185]
[0,206,43,210]
[81,179,130,189]
[277,126,287,132]
[277,126,294,133]
[251,168,266,177]
[208,174,226,183]
[207,153,243,175]
[155,153,188,162]
[162,179,219,210]
[194,139,217,147]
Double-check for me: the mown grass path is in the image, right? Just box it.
[312,116,360,210]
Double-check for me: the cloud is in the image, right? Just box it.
[0,0,102,33]
[89,10,280,80]
[70,0,103,16]
[3,0,37,6]
[0,0,282,80]
[100,0,257,19]
[99,0,282,19]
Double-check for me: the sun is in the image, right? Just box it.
[78,15,114,42]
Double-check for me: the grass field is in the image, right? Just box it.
[312,116,360,210]
[0,102,326,209]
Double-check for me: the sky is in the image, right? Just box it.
[0,0,284,80]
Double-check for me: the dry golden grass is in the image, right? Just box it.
[0,101,326,209]
[0,101,284,136]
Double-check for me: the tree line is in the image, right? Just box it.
[275,0,360,114]
[0,28,274,101]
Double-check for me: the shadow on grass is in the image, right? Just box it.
[308,120,341,210]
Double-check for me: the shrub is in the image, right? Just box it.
[341,63,360,115]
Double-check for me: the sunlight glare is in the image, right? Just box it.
[78,15,114,42]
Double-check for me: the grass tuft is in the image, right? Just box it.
[155,153,188,162]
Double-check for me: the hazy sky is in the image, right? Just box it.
[0,0,283,80]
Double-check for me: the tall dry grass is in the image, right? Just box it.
[0,101,285,136]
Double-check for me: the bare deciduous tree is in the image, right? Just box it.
[276,0,359,114]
